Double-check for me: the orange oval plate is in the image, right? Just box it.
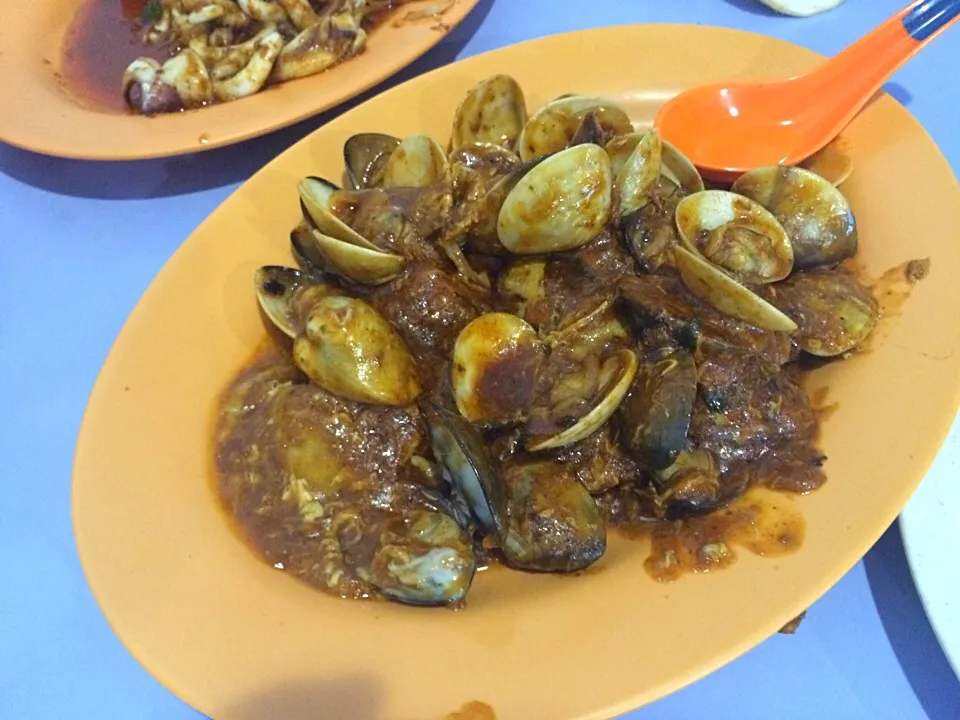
[0,0,480,160]
[73,26,960,720]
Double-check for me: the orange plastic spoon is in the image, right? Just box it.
[654,0,960,181]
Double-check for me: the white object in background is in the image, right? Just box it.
[758,0,846,16]
[901,411,960,681]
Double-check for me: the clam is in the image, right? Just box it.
[343,132,400,190]
[497,144,612,255]
[764,269,878,356]
[382,134,450,188]
[618,347,698,470]
[526,348,639,452]
[660,139,706,195]
[425,402,509,535]
[613,128,662,219]
[357,505,477,606]
[297,177,407,285]
[732,165,857,269]
[606,133,705,196]
[301,228,407,285]
[466,154,551,255]
[426,406,606,572]
[498,459,606,572]
[452,313,545,425]
[653,449,724,519]
[673,245,798,332]
[293,296,421,405]
[298,176,371,248]
[518,95,634,161]
[675,190,794,284]
[254,265,335,338]
[450,74,527,152]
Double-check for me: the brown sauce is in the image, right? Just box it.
[639,486,806,582]
[61,0,172,113]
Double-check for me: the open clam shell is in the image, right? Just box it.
[382,134,450,189]
[675,190,794,284]
[518,95,634,161]
[254,265,334,338]
[764,269,878,356]
[606,133,704,196]
[673,245,798,333]
[732,165,857,270]
[497,143,612,255]
[661,139,705,195]
[343,132,400,190]
[526,348,639,452]
[307,229,405,285]
[298,176,374,249]
[450,74,527,152]
[452,313,545,425]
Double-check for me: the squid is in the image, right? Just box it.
[124,0,421,115]
[122,49,214,115]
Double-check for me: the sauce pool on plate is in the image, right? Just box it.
[60,0,172,113]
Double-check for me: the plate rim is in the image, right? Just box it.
[900,426,960,680]
[0,0,483,161]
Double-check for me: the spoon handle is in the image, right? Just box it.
[903,0,960,40]
[800,1,959,107]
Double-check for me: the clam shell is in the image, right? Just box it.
[614,128,662,218]
[497,144,612,255]
[382,134,449,188]
[732,165,857,270]
[297,177,375,250]
[673,245,798,332]
[254,265,320,338]
[676,190,794,284]
[305,228,406,286]
[425,402,508,536]
[450,74,527,152]
[606,134,704,196]
[293,296,421,405]
[764,269,878,356]
[452,313,545,425]
[526,348,639,452]
[619,347,697,470]
[661,139,705,195]
[343,132,400,190]
[519,95,634,161]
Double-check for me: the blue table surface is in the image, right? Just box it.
[2,1,960,718]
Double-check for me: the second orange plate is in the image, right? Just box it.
[0,0,481,160]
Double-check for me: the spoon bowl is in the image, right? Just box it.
[655,0,960,180]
